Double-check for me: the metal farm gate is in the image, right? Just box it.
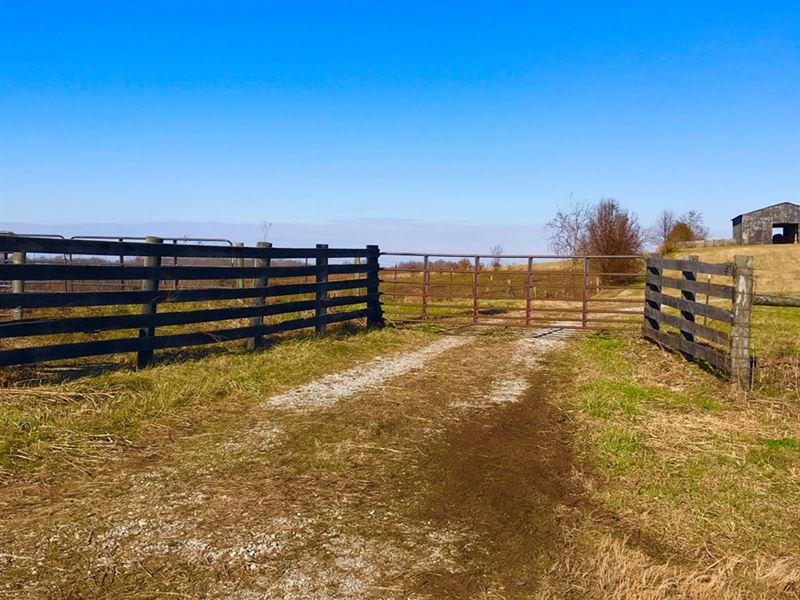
[379,252,645,331]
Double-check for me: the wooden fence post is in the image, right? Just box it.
[315,244,329,335]
[731,255,754,388]
[119,238,125,290]
[366,245,383,328]
[234,242,245,288]
[172,239,179,290]
[137,236,162,369]
[247,241,271,350]
[11,251,26,320]
[643,253,662,331]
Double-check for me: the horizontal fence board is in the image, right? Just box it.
[0,294,373,338]
[0,263,374,282]
[647,257,734,277]
[642,324,730,373]
[644,289,734,324]
[753,294,800,308]
[0,279,368,309]
[645,272,734,301]
[643,306,729,346]
[0,235,371,260]
[0,309,370,367]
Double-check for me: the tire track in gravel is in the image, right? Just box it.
[214,330,576,599]
[0,333,477,599]
[0,330,576,599]
[266,335,470,409]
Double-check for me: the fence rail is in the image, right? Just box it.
[642,254,753,387]
[0,235,381,368]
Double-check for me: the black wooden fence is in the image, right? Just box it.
[0,235,382,368]
[642,254,753,386]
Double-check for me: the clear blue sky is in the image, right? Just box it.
[1,1,798,244]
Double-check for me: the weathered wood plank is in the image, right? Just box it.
[0,235,371,259]
[645,272,734,300]
[644,255,662,330]
[247,241,271,350]
[0,309,371,367]
[731,256,754,387]
[315,244,329,335]
[366,244,383,327]
[0,278,368,309]
[643,306,729,346]
[644,289,734,324]
[647,257,734,276]
[11,251,25,320]
[0,263,375,282]
[137,236,162,368]
[0,295,373,338]
[753,294,800,308]
[642,324,730,373]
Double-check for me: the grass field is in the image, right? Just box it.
[1,324,798,598]
[540,331,799,598]
[670,244,800,295]
[1,245,799,598]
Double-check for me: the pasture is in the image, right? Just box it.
[0,240,799,598]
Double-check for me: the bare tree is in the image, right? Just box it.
[547,201,590,256]
[489,244,503,270]
[583,199,643,278]
[585,199,643,256]
[648,210,677,247]
[681,210,709,240]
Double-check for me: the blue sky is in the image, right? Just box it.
[1,1,798,249]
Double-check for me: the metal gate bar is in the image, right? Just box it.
[380,252,645,330]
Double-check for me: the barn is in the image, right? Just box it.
[732,202,800,245]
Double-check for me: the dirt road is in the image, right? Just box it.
[1,330,580,599]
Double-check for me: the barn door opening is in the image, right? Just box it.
[772,223,799,244]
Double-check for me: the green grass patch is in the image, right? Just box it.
[0,326,434,477]
[553,327,800,559]
[596,429,642,473]
[579,381,647,418]
[746,438,800,467]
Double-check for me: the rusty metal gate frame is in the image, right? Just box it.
[379,252,645,331]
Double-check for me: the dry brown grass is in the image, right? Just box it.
[538,533,798,599]
[672,243,800,294]
[1,322,798,598]
[540,331,800,599]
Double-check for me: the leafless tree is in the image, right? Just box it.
[649,209,709,248]
[547,201,590,256]
[583,199,643,278]
[648,210,677,247]
[681,210,709,240]
[490,244,503,270]
[585,199,643,256]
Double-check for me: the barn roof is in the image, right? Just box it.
[731,201,800,222]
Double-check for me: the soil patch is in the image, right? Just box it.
[409,357,582,598]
